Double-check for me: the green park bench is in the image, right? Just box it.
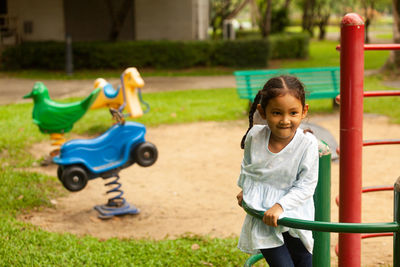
[234,67,340,106]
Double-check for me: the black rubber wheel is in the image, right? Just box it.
[61,165,88,192]
[133,142,158,167]
[57,166,64,182]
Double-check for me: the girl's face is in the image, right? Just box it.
[257,93,308,144]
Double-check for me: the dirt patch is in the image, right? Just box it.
[20,114,399,266]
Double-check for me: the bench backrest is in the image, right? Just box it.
[234,67,340,101]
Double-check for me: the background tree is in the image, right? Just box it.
[298,0,337,40]
[301,0,316,37]
[383,0,400,72]
[362,0,377,43]
[252,0,290,38]
[255,0,273,37]
[209,0,250,39]
[314,0,335,40]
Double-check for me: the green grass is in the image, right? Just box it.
[285,25,340,34]
[63,88,251,136]
[364,75,400,124]
[0,217,247,266]
[376,33,393,40]
[277,40,390,70]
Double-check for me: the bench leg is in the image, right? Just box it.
[332,98,339,109]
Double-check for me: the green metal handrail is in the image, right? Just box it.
[242,201,400,234]
[241,144,400,267]
[243,254,264,267]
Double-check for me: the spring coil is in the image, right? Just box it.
[104,174,126,207]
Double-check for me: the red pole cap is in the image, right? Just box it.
[341,13,364,26]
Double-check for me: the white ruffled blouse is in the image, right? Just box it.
[237,125,319,254]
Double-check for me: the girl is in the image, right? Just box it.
[236,75,319,267]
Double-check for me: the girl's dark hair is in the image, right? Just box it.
[240,75,306,149]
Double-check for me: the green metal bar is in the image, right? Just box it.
[394,176,400,267]
[242,143,332,267]
[313,152,331,267]
[280,218,399,233]
[242,142,400,267]
[242,201,400,233]
[243,254,264,267]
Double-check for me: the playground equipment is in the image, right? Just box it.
[90,67,149,118]
[336,12,400,266]
[23,82,100,146]
[243,13,400,267]
[243,177,400,266]
[53,108,158,219]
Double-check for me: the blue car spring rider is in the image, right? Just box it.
[53,108,158,219]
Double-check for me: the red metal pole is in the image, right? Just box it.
[336,44,400,51]
[364,44,400,50]
[363,91,400,97]
[363,139,400,146]
[339,13,365,267]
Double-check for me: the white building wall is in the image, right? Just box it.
[193,0,209,40]
[8,0,65,41]
[135,0,208,41]
[4,0,209,42]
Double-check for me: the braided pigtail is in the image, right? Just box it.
[240,92,262,149]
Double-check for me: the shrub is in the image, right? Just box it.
[269,32,309,59]
[212,39,269,67]
[1,42,65,69]
[0,34,308,70]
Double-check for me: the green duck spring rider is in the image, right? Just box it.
[24,82,100,158]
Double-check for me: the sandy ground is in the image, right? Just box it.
[19,113,399,267]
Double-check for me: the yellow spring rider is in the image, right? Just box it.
[90,67,148,118]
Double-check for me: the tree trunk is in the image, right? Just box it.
[363,1,373,44]
[284,0,291,10]
[383,0,400,72]
[262,0,272,37]
[318,15,330,40]
[258,0,272,38]
[105,0,134,41]
[302,0,315,37]
[365,18,370,44]
[316,2,329,41]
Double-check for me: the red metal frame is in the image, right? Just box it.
[336,44,400,51]
[335,91,400,104]
[363,91,400,97]
[361,233,394,238]
[335,233,394,256]
[335,186,394,206]
[335,185,394,258]
[361,186,394,193]
[363,140,400,146]
[364,44,400,50]
[339,13,364,267]
[339,13,400,267]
